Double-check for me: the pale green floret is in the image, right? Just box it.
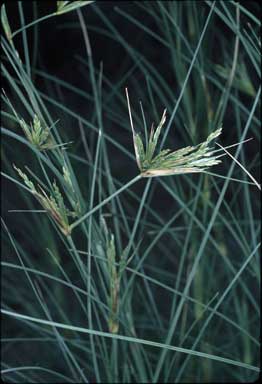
[56,1,94,15]
[62,163,81,217]
[13,165,37,192]
[1,4,12,42]
[18,114,52,150]
[62,164,74,190]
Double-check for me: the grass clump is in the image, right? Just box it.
[1,1,260,383]
[17,114,55,151]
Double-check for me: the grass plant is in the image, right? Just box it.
[1,1,260,383]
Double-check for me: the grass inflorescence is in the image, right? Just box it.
[126,88,223,177]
